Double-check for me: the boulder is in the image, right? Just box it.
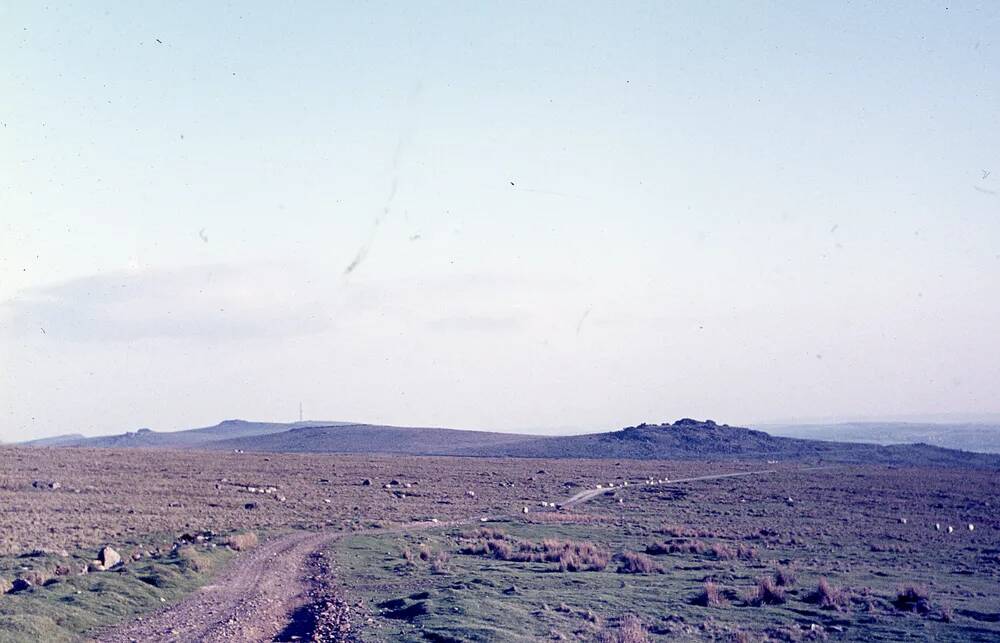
[98,546,122,569]
[10,578,32,593]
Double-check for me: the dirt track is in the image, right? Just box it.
[96,530,340,643]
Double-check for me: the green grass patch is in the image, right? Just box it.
[332,520,1000,642]
[0,545,234,643]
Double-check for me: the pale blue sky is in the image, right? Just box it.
[2,1,998,440]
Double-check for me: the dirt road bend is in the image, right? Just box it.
[96,530,340,643]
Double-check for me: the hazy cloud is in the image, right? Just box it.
[0,264,339,342]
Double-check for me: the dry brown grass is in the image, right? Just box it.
[806,577,847,610]
[430,550,450,574]
[743,576,786,606]
[456,530,609,571]
[224,532,258,551]
[693,580,725,607]
[598,615,649,643]
[616,551,661,574]
[773,565,796,587]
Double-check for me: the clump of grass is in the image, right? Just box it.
[457,532,609,571]
[806,577,847,610]
[401,545,415,564]
[418,544,432,561]
[709,543,736,560]
[616,551,661,574]
[430,550,450,574]
[773,565,796,587]
[645,539,707,555]
[176,546,211,573]
[646,539,755,560]
[658,524,699,538]
[743,576,786,606]
[224,532,258,551]
[558,542,610,572]
[893,585,931,614]
[693,580,725,607]
[598,615,649,643]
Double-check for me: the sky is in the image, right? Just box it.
[2,1,999,441]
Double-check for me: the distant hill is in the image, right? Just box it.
[458,419,1000,468]
[760,422,1000,454]
[207,424,533,455]
[20,418,1000,469]
[19,433,87,447]
[21,420,344,449]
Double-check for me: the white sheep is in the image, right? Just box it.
[947,525,955,533]
[466,490,476,497]
[596,484,603,489]
[934,523,941,531]
[899,517,908,525]
[522,506,529,514]
[968,523,975,532]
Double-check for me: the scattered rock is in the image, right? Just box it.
[10,578,32,592]
[99,546,122,569]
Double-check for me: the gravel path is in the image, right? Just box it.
[96,530,341,643]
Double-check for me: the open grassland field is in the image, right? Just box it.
[333,467,1000,641]
[0,447,997,641]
